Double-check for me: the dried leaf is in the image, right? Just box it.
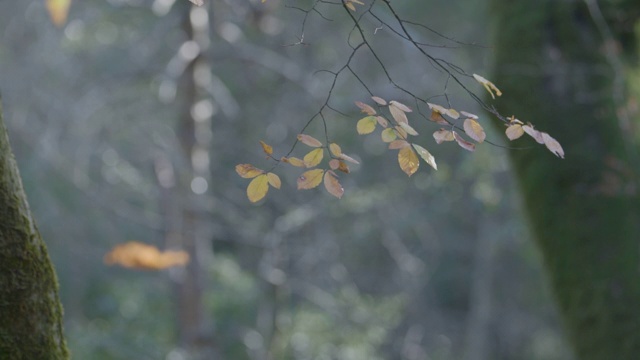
[303,148,324,167]
[297,134,323,147]
[267,172,281,189]
[461,111,478,119]
[324,170,344,199]
[394,125,408,139]
[337,161,350,173]
[473,73,502,99]
[376,116,389,128]
[433,129,455,144]
[297,169,324,190]
[329,159,340,170]
[329,143,342,157]
[381,128,397,143]
[355,101,376,115]
[505,124,524,141]
[339,153,360,164]
[389,100,412,113]
[104,241,190,270]
[282,156,305,167]
[429,110,449,125]
[453,132,476,152]
[389,140,410,150]
[357,116,377,135]
[412,144,437,170]
[389,104,408,124]
[427,103,459,119]
[399,122,419,136]
[260,140,273,156]
[372,96,387,105]
[236,164,264,178]
[542,133,565,159]
[247,174,269,203]
[523,125,545,144]
[463,119,486,143]
[398,146,419,177]
[46,0,72,27]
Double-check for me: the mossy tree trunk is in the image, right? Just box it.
[491,1,640,358]
[0,100,68,359]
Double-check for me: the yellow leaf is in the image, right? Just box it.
[399,122,418,136]
[303,148,324,167]
[104,241,189,270]
[282,156,305,167]
[412,144,437,170]
[429,110,449,125]
[542,133,565,159]
[453,132,476,152]
[473,73,502,99]
[267,172,281,189]
[236,164,264,178]
[505,124,524,141]
[329,143,342,157]
[433,129,455,144]
[463,119,486,143]
[389,103,408,124]
[427,103,459,119]
[324,170,344,199]
[389,140,409,150]
[355,101,376,115]
[398,146,419,177]
[260,140,273,156]
[381,128,397,143]
[297,134,323,147]
[46,0,72,27]
[357,116,377,135]
[297,169,324,190]
[372,96,387,105]
[247,174,269,203]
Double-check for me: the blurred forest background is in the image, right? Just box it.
[0,0,575,359]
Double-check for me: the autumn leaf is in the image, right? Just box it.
[46,0,72,27]
[104,241,189,270]
[463,119,486,143]
[412,144,437,170]
[399,122,419,136]
[372,96,387,105]
[329,159,340,170]
[282,156,305,167]
[355,101,376,115]
[542,133,565,159]
[461,111,478,119]
[297,169,324,190]
[247,174,269,203]
[389,100,412,113]
[453,132,476,152]
[297,134,323,147]
[522,125,545,144]
[339,153,360,164]
[376,116,389,128]
[394,125,408,139]
[427,103,460,119]
[505,124,524,140]
[324,170,344,199]
[398,146,419,176]
[433,129,455,144]
[389,140,410,150]
[329,143,342,157]
[389,103,408,124]
[337,160,350,173]
[357,116,377,134]
[303,148,324,167]
[381,128,397,143]
[236,164,264,178]
[267,172,281,189]
[473,73,502,99]
[260,140,273,156]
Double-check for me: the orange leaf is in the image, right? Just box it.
[104,241,189,270]
[329,143,342,157]
[355,101,376,115]
[463,119,486,143]
[324,170,344,199]
[505,124,524,141]
[267,172,281,189]
[389,140,410,150]
[433,129,455,144]
[412,144,437,170]
[303,148,324,167]
[453,132,476,152]
[357,116,377,134]
[247,174,269,203]
[236,164,264,178]
[297,134,323,147]
[297,169,324,190]
[542,133,565,159]
[398,146,419,176]
[372,96,387,105]
[260,140,274,156]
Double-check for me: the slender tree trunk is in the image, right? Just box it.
[0,100,68,359]
[491,2,640,358]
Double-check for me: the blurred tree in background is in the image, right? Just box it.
[0,0,638,359]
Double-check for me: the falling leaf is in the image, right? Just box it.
[247,174,270,202]
[267,172,281,189]
[236,164,264,178]
[339,153,360,164]
[376,116,389,128]
[372,96,387,105]
[429,110,449,125]
[357,116,377,135]
[453,132,476,152]
[389,100,412,113]
[104,241,189,270]
[303,148,324,167]
[398,146,419,176]
[260,140,273,156]
[505,124,524,141]
[389,103,408,124]
[473,73,502,99]
[282,156,305,167]
[297,169,324,190]
[355,101,376,115]
[463,119,486,143]
[542,133,565,159]
[433,129,455,144]
[381,128,397,143]
[324,170,344,199]
[189,0,204,5]
[399,122,419,136]
[46,0,72,27]
[329,159,340,170]
[329,143,342,157]
[412,144,437,170]
[389,140,410,150]
[522,125,545,144]
[297,134,323,147]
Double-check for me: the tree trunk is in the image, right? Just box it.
[491,2,640,359]
[0,100,68,359]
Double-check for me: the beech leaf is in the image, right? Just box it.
[267,172,281,189]
[429,110,449,125]
[399,122,419,136]
[412,144,437,170]
[389,140,410,150]
[381,128,397,143]
[453,132,476,152]
[355,101,376,115]
[236,164,264,178]
[260,140,273,156]
[329,143,342,157]
[394,125,408,139]
[337,160,350,173]
[372,96,387,105]
[303,148,324,167]
[297,134,323,147]
[522,125,545,144]
[247,174,269,203]
[398,146,419,177]
[339,153,360,164]
[283,156,305,167]
[433,129,455,144]
[324,170,344,199]
[463,119,486,143]
[357,116,377,135]
[542,133,565,159]
[389,104,408,124]
[297,169,324,190]
[376,116,389,128]
[473,73,502,99]
[329,159,340,170]
[505,124,524,141]
[389,100,412,113]
[461,111,478,119]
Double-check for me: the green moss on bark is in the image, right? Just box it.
[0,101,69,359]
[490,2,640,359]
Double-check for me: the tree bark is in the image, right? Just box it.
[491,2,640,359]
[0,100,68,359]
